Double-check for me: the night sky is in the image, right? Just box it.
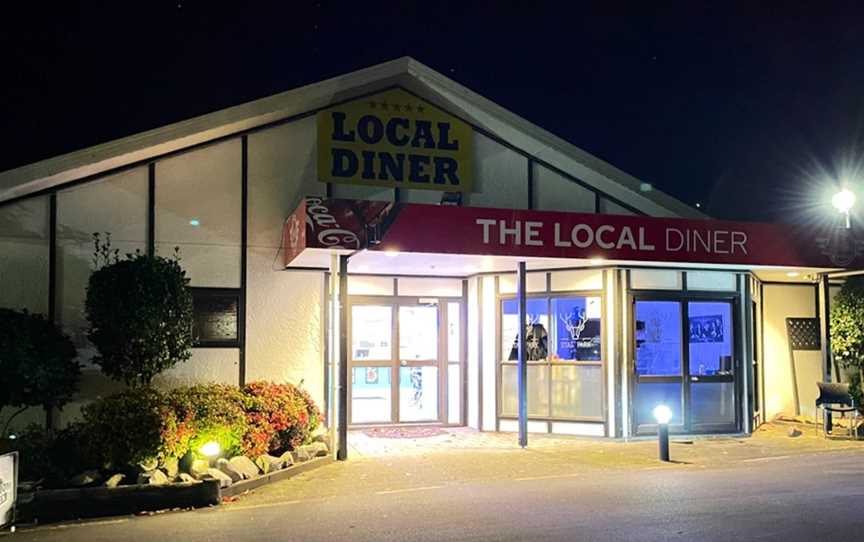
[3,1,864,223]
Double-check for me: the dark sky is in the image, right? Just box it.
[3,1,864,222]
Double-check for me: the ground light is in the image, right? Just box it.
[653,404,672,462]
[199,440,220,458]
[832,187,856,229]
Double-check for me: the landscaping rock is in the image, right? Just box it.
[216,458,243,482]
[229,456,261,479]
[137,469,170,486]
[278,451,296,467]
[291,447,313,463]
[136,457,159,473]
[69,470,101,487]
[103,473,126,488]
[257,454,285,474]
[311,425,328,444]
[176,473,197,484]
[305,441,329,457]
[788,427,803,438]
[189,459,210,478]
[204,468,233,488]
[162,457,179,478]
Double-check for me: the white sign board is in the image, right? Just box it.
[0,452,17,528]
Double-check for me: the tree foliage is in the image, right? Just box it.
[0,308,80,432]
[830,276,864,408]
[85,234,194,386]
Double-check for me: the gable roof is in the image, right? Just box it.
[0,57,703,218]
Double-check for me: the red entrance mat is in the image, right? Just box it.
[362,427,449,439]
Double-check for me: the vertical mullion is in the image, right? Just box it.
[48,193,57,323]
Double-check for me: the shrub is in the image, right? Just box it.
[830,275,864,412]
[0,308,80,433]
[242,381,321,456]
[0,423,96,487]
[82,387,174,469]
[85,234,194,387]
[167,385,248,458]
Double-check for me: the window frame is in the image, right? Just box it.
[496,284,606,424]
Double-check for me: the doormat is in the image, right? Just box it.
[362,427,449,439]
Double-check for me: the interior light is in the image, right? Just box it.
[384,250,399,258]
[199,441,221,458]
[589,258,604,266]
[189,218,201,227]
[653,404,673,425]
[786,271,800,278]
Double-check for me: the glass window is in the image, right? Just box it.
[635,301,682,376]
[0,196,50,314]
[500,294,604,420]
[399,305,438,361]
[688,301,733,376]
[501,298,548,361]
[57,169,148,347]
[155,139,241,287]
[192,289,239,346]
[399,366,438,422]
[447,302,461,362]
[635,382,682,426]
[550,297,602,361]
[351,367,392,423]
[351,305,392,360]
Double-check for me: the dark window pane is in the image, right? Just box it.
[192,291,239,344]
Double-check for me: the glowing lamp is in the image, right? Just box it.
[653,404,673,425]
[199,441,221,458]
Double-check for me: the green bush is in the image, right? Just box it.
[0,423,95,487]
[82,387,174,469]
[85,235,194,387]
[830,275,864,412]
[167,384,249,458]
[0,308,80,433]
[242,382,320,456]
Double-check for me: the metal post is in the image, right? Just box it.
[337,254,349,460]
[658,424,670,462]
[818,273,833,434]
[517,261,528,448]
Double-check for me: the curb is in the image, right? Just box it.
[221,456,334,498]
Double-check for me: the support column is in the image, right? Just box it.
[818,273,833,433]
[337,254,350,460]
[517,261,528,448]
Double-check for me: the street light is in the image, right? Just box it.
[653,404,672,462]
[832,188,856,229]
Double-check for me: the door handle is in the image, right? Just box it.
[690,376,700,382]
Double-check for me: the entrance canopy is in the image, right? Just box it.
[284,197,859,274]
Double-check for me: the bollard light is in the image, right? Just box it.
[653,404,672,462]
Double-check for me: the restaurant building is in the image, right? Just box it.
[0,58,854,447]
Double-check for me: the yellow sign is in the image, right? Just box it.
[317,89,473,192]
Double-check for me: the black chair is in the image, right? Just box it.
[815,382,859,440]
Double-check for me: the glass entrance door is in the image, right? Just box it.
[349,298,460,426]
[633,298,738,434]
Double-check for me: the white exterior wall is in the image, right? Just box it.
[762,284,820,420]
[247,118,326,406]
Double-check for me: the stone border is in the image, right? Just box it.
[18,479,221,524]
[14,455,334,526]
[221,456,333,498]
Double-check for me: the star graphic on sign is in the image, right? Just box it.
[368,101,377,109]
[392,103,401,112]
[404,104,413,112]
[380,101,389,110]
[416,104,425,113]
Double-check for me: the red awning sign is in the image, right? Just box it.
[285,197,863,269]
